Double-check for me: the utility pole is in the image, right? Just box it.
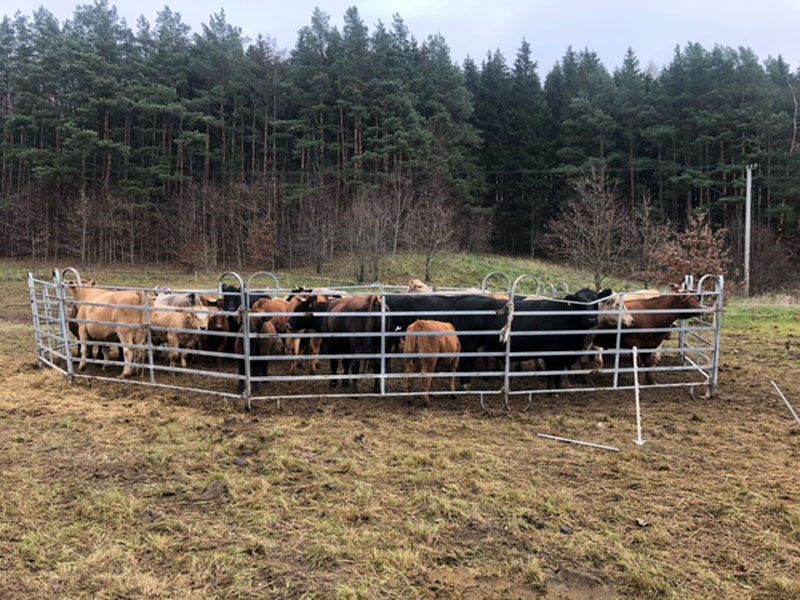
[744,163,757,297]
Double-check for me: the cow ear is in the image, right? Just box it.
[598,288,612,298]
[564,294,576,302]
[88,279,97,286]
[668,283,680,292]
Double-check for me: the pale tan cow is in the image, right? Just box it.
[73,286,147,377]
[150,305,214,370]
[407,279,432,293]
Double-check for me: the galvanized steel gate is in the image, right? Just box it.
[28,268,724,410]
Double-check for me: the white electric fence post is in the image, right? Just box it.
[771,381,800,426]
[633,346,645,446]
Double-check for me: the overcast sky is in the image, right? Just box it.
[9,0,800,75]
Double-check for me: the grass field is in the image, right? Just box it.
[2,256,800,599]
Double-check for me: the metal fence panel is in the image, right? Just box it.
[28,268,724,410]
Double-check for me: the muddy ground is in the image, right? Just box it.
[2,291,800,598]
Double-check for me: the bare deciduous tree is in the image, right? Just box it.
[405,187,459,283]
[627,193,673,286]
[342,191,389,282]
[544,168,630,289]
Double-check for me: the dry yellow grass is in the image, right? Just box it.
[1,263,799,598]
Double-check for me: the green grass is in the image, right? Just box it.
[724,302,800,337]
[3,252,636,294]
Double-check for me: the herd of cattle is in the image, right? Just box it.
[64,277,706,400]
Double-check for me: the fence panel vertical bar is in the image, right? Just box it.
[380,284,386,396]
[612,294,625,389]
[144,290,156,383]
[41,285,58,362]
[711,276,724,396]
[53,269,74,382]
[241,283,251,411]
[28,273,44,366]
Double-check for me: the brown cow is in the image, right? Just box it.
[234,298,289,393]
[282,295,325,376]
[199,312,230,361]
[403,320,460,403]
[288,295,389,392]
[594,285,703,384]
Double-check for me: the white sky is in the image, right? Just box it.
[6,0,800,74]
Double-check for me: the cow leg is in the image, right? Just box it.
[405,357,417,394]
[371,358,381,393]
[458,354,477,389]
[168,333,179,373]
[420,357,437,406]
[288,337,301,375]
[99,341,109,371]
[329,358,339,388]
[640,351,656,385]
[120,331,135,377]
[78,326,89,371]
[309,337,322,373]
[352,358,361,394]
[449,357,459,399]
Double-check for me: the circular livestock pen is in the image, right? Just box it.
[28,268,724,411]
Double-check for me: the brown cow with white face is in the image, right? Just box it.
[594,284,704,384]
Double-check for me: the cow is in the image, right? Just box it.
[234,298,289,394]
[199,312,230,361]
[403,320,460,403]
[593,285,704,384]
[288,295,389,392]
[448,288,612,390]
[218,284,272,336]
[154,291,219,308]
[149,306,212,370]
[280,294,326,376]
[407,279,432,294]
[72,286,147,377]
[66,279,126,364]
[65,280,105,360]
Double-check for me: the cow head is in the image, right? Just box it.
[220,284,243,314]
[596,289,635,328]
[288,295,318,331]
[565,288,600,329]
[190,307,213,330]
[407,278,431,293]
[667,284,704,317]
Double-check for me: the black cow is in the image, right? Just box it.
[449,288,611,390]
[218,284,272,350]
[289,295,390,392]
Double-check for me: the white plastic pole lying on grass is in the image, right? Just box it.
[633,346,645,446]
[537,433,620,452]
[771,381,800,426]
